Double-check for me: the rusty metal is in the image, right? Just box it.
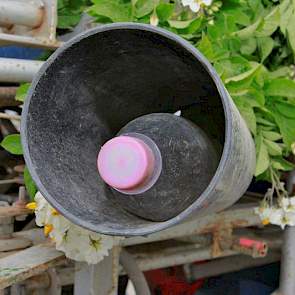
[24,273,50,290]
[0,87,19,107]
[13,186,28,221]
[211,226,233,258]
[210,221,268,258]
[0,0,60,49]
[122,204,260,247]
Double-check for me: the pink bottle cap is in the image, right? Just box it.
[97,136,155,190]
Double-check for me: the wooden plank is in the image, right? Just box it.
[13,229,46,245]
[0,243,65,289]
[0,238,31,251]
[74,247,121,295]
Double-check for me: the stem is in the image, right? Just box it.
[0,113,21,120]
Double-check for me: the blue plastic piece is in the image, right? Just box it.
[0,46,43,60]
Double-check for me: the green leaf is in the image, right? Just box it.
[238,104,257,135]
[255,6,280,37]
[272,107,295,147]
[235,18,262,40]
[286,14,295,59]
[256,116,276,126]
[264,138,282,155]
[226,9,251,26]
[275,102,295,118]
[271,157,294,171]
[156,3,174,22]
[58,0,65,10]
[24,167,37,201]
[267,67,291,79]
[90,0,132,22]
[197,34,215,61]
[15,83,30,102]
[255,133,270,176]
[168,18,198,29]
[58,12,81,29]
[262,131,282,141]
[280,0,292,35]
[257,37,274,62]
[186,17,202,34]
[248,88,265,106]
[224,62,261,83]
[1,134,23,155]
[240,38,257,55]
[135,0,154,18]
[264,79,295,97]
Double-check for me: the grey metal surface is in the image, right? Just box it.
[274,168,295,295]
[74,247,120,295]
[277,226,295,295]
[21,23,256,236]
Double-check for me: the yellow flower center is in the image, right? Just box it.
[262,218,270,225]
[44,224,53,236]
[26,202,37,210]
[51,208,59,216]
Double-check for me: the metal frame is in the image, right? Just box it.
[0,58,43,83]
[0,0,61,49]
[0,202,282,294]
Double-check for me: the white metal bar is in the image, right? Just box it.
[0,0,43,28]
[74,246,121,295]
[0,58,43,83]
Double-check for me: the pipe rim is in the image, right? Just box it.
[21,23,234,236]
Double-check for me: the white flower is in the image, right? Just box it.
[269,208,285,228]
[284,211,295,227]
[182,0,212,12]
[255,206,271,225]
[174,110,181,116]
[53,224,120,264]
[255,206,285,228]
[33,191,124,264]
[281,197,295,212]
[34,192,53,226]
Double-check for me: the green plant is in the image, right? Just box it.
[0,134,37,200]
[57,0,92,29]
[87,0,295,190]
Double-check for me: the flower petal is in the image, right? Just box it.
[189,2,200,12]
[182,0,193,6]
